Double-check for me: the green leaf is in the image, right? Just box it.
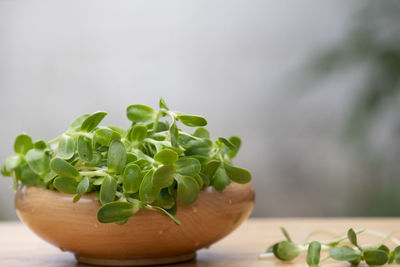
[199,172,210,187]
[378,244,390,254]
[394,246,400,264]
[273,241,299,261]
[77,136,93,162]
[69,114,90,130]
[43,171,57,183]
[224,164,252,184]
[20,164,40,186]
[107,126,127,138]
[50,158,80,179]
[156,188,175,209]
[347,228,359,248]
[166,201,177,216]
[33,140,47,150]
[218,137,235,149]
[186,145,212,157]
[280,227,292,242]
[176,114,207,127]
[364,249,388,266]
[14,134,33,155]
[175,157,201,176]
[152,165,176,189]
[193,128,210,139]
[227,136,241,158]
[76,176,90,195]
[107,140,127,174]
[176,175,199,205]
[193,174,204,188]
[72,194,82,203]
[53,176,79,194]
[126,152,138,164]
[57,135,75,159]
[97,201,140,223]
[306,241,321,267]
[154,149,178,165]
[128,125,147,142]
[100,175,117,204]
[83,151,102,167]
[123,164,142,193]
[152,121,169,132]
[348,256,361,266]
[329,246,361,261]
[139,170,159,203]
[159,97,169,110]
[93,177,104,185]
[211,167,230,191]
[94,128,121,146]
[5,155,22,172]
[26,149,50,175]
[81,111,107,132]
[169,121,179,148]
[1,164,11,176]
[126,104,156,123]
[192,155,208,168]
[134,158,152,170]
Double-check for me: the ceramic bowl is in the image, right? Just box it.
[15,183,254,266]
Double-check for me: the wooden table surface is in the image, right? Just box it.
[1,218,400,266]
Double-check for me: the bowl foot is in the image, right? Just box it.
[75,252,196,266]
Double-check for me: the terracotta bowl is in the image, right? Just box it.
[15,183,254,266]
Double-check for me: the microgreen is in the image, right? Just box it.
[53,177,79,194]
[57,135,75,159]
[77,136,93,162]
[100,175,117,205]
[152,165,176,189]
[26,148,50,175]
[128,125,147,142]
[80,111,107,132]
[122,164,142,193]
[1,99,251,225]
[259,227,400,266]
[14,134,33,155]
[307,241,321,267]
[50,158,80,180]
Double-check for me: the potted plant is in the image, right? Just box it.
[1,99,254,266]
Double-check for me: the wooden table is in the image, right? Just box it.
[1,218,399,266]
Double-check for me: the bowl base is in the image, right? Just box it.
[75,252,196,266]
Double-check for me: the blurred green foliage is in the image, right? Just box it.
[308,1,400,215]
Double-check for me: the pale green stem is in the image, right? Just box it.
[364,230,400,246]
[319,229,366,246]
[258,253,274,260]
[320,255,331,262]
[67,132,92,139]
[303,230,341,244]
[48,135,61,145]
[79,171,107,177]
[77,166,102,171]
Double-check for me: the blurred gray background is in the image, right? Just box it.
[1,0,400,220]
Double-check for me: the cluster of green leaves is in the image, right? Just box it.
[1,99,251,225]
[260,227,400,266]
